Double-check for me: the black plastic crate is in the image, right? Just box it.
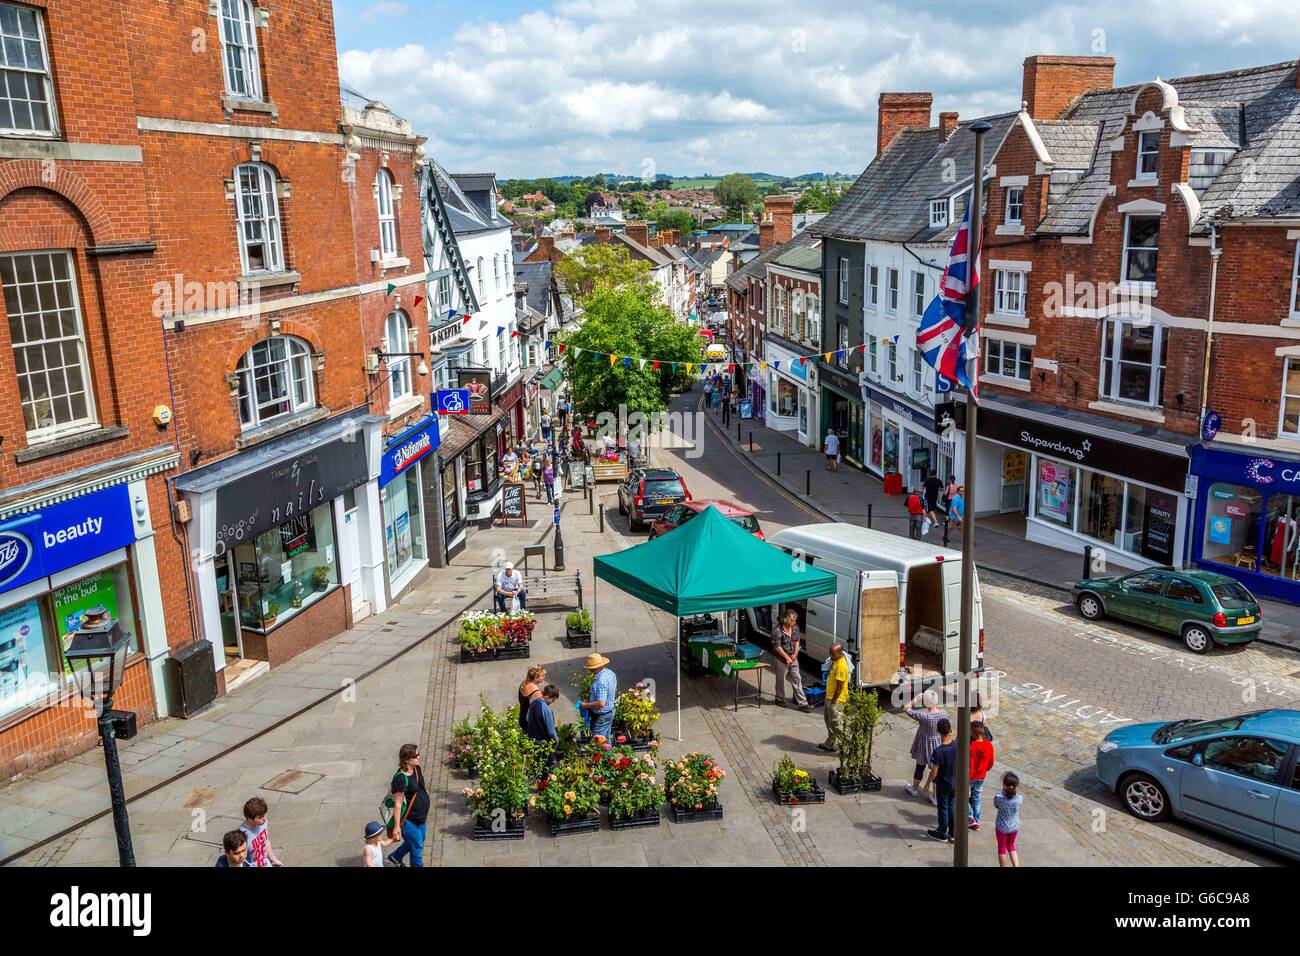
[609,808,662,830]
[547,813,600,837]
[459,648,494,664]
[564,628,592,649]
[495,642,531,661]
[472,815,527,841]
[828,769,883,795]
[670,801,724,824]
[773,779,826,805]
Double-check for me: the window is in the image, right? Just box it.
[886,339,898,383]
[476,257,484,299]
[1100,319,1167,406]
[806,293,820,346]
[1189,150,1234,194]
[1201,736,1289,785]
[383,466,425,580]
[228,505,338,633]
[493,254,500,294]
[376,170,397,259]
[385,311,412,402]
[1136,130,1159,179]
[1166,579,1203,604]
[235,335,313,428]
[1005,187,1024,224]
[837,324,848,369]
[837,257,849,304]
[1202,482,1261,568]
[1120,571,1166,596]
[886,268,899,313]
[219,0,263,101]
[911,272,926,318]
[435,274,451,311]
[984,338,1032,381]
[1123,216,1159,285]
[866,265,879,309]
[910,348,924,393]
[235,163,283,274]
[929,200,947,228]
[774,287,786,334]
[1283,358,1300,437]
[951,190,970,223]
[1,251,95,438]
[867,336,878,375]
[994,270,1027,315]
[1292,241,1300,318]
[497,330,507,371]
[0,2,56,135]
[1035,461,1073,525]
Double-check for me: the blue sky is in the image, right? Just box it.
[333,0,1300,180]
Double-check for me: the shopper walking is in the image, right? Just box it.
[819,642,850,752]
[525,684,561,748]
[518,665,547,730]
[541,412,552,443]
[947,485,966,533]
[386,744,429,868]
[543,457,555,504]
[362,821,395,868]
[771,609,812,712]
[578,653,617,742]
[924,718,957,843]
[968,722,995,830]
[924,470,944,525]
[994,772,1023,867]
[823,428,840,472]
[904,691,947,805]
[906,486,926,539]
[238,796,283,867]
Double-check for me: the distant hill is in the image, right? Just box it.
[518,171,859,187]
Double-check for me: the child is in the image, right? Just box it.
[993,771,1023,867]
[968,722,995,830]
[214,829,252,867]
[363,820,395,868]
[238,796,284,868]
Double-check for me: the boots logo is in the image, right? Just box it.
[49,886,151,936]
[0,530,33,587]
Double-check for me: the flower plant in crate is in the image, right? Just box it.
[607,752,665,828]
[564,608,593,647]
[446,716,475,772]
[458,610,500,656]
[500,611,536,645]
[612,682,659,748]
[663,751,726,821]
[531,760,601,835]
[587,739,635,804]
[831,687,883,795]
[771,755,824,805]
[463,701,548,839]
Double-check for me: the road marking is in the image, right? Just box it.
[985,669,1134,726]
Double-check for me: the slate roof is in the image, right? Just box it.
[432,163,509,236]
[726,230,818,293]
[515,260,553,317]
[772,243,822,273]
[1034,119,1101,170]
[614,232,672,267]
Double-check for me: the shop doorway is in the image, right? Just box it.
[217,551,245,665]
[1001,450,1029,514]
[342,490,367,619]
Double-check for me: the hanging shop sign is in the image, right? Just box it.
[380,417,440,488]
[0,484,137,595]
[457,368,492,415]
[435,388,471,415]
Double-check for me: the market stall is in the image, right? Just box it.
[591,505,839,739]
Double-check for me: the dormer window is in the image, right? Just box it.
[951,189,971,223]
[1122,215,1160,285]
[1136,130,1159,180]
[1005,187,1024,225]
[930,200,948,228]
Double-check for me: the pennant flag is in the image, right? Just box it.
[511,330,520,337]
[624,357,632,369]
[462,314,472,325]
[497,326,505,335]
[892,334,900,344]
[638,358,647,370]
[413,295,424,308]
[385,283,396,295]
[774,361,781,371]
[686,362,694,374]
[652,360,660,370]
[559,343,567,353]
[609,354,617,366]
[824,352,832,362]
[760,361,767,371]
[918,192,981,399]
[728,364,734,373]
[795,357,804,367]
[545,340,552,351]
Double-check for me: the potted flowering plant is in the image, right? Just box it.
[771,755,824,805]
[531,760,601,836]
[464,698,549,840]
[446,716,475,773]
[606,752,665,829]
[663,751,727,823]
[495,611,535,661]
[831,687,883,795]
[457,610,498,660]
[564,608,593,648]
[612,683,660,750]
[585,739,634,804]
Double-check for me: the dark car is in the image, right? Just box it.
[649,499,763,540]
[617,468,692,531]
[1072,568,1262,653]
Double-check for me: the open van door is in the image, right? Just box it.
[857,571,902,686]
[940,559,982,675]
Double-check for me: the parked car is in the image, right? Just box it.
[617,468,691,531]
[649,500,763,540]
[1096,709,1300,861]
[1072,568,1261,653]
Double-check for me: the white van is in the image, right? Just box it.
[741,524,984,695]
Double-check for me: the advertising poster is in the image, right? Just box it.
[0,598,48,708]
[1038,461,1072,524]
[53,570,122,641]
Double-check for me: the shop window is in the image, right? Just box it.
[0,1,58,135]
[1100,319,1166,407]
[236,335,314,429]
[1261,493,1300,581]
[465,435,498,494]
[775,376,797,417]
[1080,469,1124,547]
[383,468,426,582]
[1203,482,1262,569]
[1035,460,1073,526]
[1123,484,1178,563]
[228,503,338,633]
[1280,357,1300,437]
[442,461,461,528]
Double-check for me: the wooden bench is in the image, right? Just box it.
[489,570,583,611]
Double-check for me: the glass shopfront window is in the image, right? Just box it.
[1080,469,1124,545]
[229,503,338,633]
[465,433,499,494]
[1034,458,1178,563]
[383,466,426,584]
[869,405,884,471]
[1203,483,1262,568]
[442,462,461,530]
[774,377,798,417]
[1035,459,1073,526]
[1261,494,1300,581]
[882,420,900,474]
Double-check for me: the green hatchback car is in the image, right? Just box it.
[1072,569,1262,654]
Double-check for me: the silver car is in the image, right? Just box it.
[1096,709,1300,861]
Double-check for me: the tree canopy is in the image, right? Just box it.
[554,243,653,307]
[714,173,760,221]
[795,179,845,213]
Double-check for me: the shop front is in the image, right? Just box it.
[1189,444,1300,603]
[970,402,1189,570]
[379,415,440,600]
[177,409,385,675]
[819,367,864,467]
[0,454,177,778]
[860,381,955,489]
[763,341,815,445]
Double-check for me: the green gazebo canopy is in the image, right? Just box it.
[593,504,837,616]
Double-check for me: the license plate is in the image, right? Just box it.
[1237,615,1255,625]
[657,499,673,505]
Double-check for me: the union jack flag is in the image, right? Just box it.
[916,196,981,401]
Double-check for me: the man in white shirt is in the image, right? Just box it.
[823,428,840,472]
[494,562,526,612]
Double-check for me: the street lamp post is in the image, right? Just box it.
[552,483,565,570]
[62,607,136,868]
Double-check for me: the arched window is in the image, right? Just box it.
[219,0,262,100]
[376,169,397,258]
[234,162,283,274]
[235,336,313,428]
[476,257,484,299]
[386,310,412,401]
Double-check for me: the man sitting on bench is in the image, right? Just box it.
[494,562,527,613]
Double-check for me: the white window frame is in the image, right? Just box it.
[219,0,263,102]
[0,1,58,137]
[911,272,926,318]
[376,169,397,259]
[994,269,1026,316]
[910,347,924,393]
[1281,357,1300,439]
[1005,187,1024,225]
[984,338,1033,382]
[476,257,484,300]
[385,310,412,402]
[493,254,501,294]
[886,268,899,314]
[1122,215,1160,287]
[837,257,849,304]
[866,265,879,310]
[791,289,804,341]
[1136,130,1159,180]
[930,200,948,228]
[1,250,96,439]
[837,324,849,369]
[886,339,899,384]
[235,162,284,274]
[1099,318,1166,407]
[774,286,787,334]
[867,335,878,376]
[806,293,820,346]
[235,335,314,429]
[950,187,972,223]
[497,329,507,372]
[1291,240,1300,319]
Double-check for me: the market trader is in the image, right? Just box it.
[579,653,617,741]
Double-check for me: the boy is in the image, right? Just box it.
[363,820,396,868]
[924,718,957,844]
[215,829,252,867]
[238,796,284,868]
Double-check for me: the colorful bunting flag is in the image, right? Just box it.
[385,283,396,295]
[609,354,617,366]
[413,295,424,308]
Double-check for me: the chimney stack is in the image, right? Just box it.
[939,111,960,139]
[759,220,775,253]
[536,235,555,260]
[626,221,649,247]
[877,92,933,156]
[595,226,612,244]
[762,194,794,251]
[1022,55,1115,119]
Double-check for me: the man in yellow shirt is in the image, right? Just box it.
[818,643,850,752]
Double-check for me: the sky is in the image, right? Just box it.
[333,0,1300,180]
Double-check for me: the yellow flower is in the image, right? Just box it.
[564,790,577,802]
[563,804,573,815]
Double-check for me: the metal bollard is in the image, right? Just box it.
[805,469,811,495]
[943,519,950,547]
[599,502,605,533]
[736,421,741,442]
[867,503,873,529]
[748,432,753,453]
[777,452,781,476]
[1083,544,1093,580]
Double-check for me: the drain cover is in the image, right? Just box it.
[184,815,243,846]
[259,770,324,794]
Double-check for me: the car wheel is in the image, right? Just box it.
[1182,625,1212,655]
[1077,593,1104,621]
[1119,772,1171,822]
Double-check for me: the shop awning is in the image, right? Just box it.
[539,367,565,391]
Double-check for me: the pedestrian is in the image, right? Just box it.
[770,608,812,713]
[541,412,552,442]
[823,428,840,472]
[971,703,994,741]
[904,690,947,805]
[627,434,642,470]
[518,665,547,730]
[948,485,966,533]
[924,717,957,843]
[704,377,714,406]
[214,829,252,868]
[924,469,944,525]
[386,743,429,868]
[721,391,731,425]
[819,642,850,752]
[494,561,526,612]
[362,821,396,868]
[578,652,617,742]
[525,684,561,748]
[945,474,960,519]
[501,446,519,480]
[531,454,543,496]
[238,796,283,867]
[968,721,996,830]
[906,486,926,539]
[994,772,1023,867]
[543,457,555,504]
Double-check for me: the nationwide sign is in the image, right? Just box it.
[380,417,440,488]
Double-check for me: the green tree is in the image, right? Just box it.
[554,243,653,306]
[795,179,845,214]
[714,173,760,221]
[654,208,696,240]
[624,193,648,217]
[558,285,705,420]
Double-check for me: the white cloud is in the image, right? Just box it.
[359,1,409,21]
[336,0,1300,177]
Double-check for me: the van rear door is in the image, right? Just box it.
[857,571,902,686]
[940,559,983,673]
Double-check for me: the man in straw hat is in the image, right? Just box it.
[578,652,617,742]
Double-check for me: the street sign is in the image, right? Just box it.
[435,388,470,415]
[553,506,561,527]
